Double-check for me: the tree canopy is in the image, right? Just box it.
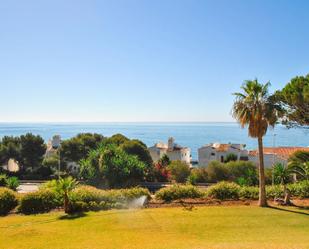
[276,74,309,128]
[60,133,105,163]
[80,144,147,187]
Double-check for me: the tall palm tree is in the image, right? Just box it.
[56,176,78,213]
[232,79,281,207]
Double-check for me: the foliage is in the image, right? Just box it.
[0,187,18,215]
[205,181,240,200]
[42,154,59,169]
[167,160,191,183]
[288,151,309,180]
[0,136,21,165]
[102,133,129,146]
[155,184,204,202]
[226,161,258,186]
[68,185,150,213]
[5,176,19,191]
[20,133,46,170]
[239,186,259,200]
[60,133,105,163]
[206,161,229,182]
[80,144,147,188]
[121,139,153,167]
[276,74,309,127]
[288,180,309,198]
[153,161,171,182]
[0,173,8,186]
[159,154,170,166]
[187,166,208,184]
[18,189,59,214]
[273,163,293,185]
[224,153,238,163]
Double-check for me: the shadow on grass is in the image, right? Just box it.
[268,205,309,216]
[58,212,88,220]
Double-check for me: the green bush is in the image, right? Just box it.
[188,167,208,184]
[0,187,18,215]
[6,177,20,191]
[18,190,59,214]
[167,161,191,183]
[266,185,284,199]
[205,182,240,200]
[225,161,258,186]
[69,185,150,212]
[288,180,309,198]
[206,161,229,182]
[239,186,259,200]
[0,174,8,187]
[155,184,204,202]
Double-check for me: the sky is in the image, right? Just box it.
[1,0,309,122]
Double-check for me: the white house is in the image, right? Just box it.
[249,146,309,168]
[148,137,191,165]
[198,142,249,166]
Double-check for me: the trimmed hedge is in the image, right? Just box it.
[68,186,151,213]
[0,187,18,215]
[155,184,204,202]
[18,190,59,214]
[205,182,240,200]
[289,180,309,198]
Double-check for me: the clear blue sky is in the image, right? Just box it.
[1,0,309,122]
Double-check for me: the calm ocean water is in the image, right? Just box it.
[0,122,308,159]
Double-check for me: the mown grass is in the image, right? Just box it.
[0,206,308,249]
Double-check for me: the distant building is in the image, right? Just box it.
[45,135,61,158]
[2,159,19,172]
[198,143,248,166]
[249,146,309,168]
[148,137,191,165]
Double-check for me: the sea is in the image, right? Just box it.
[0,122,308,160]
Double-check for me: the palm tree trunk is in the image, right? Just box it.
[258,136,267,207]
[283,185,291,205]
[64,193,69,214]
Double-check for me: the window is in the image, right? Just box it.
[221,156,224,162]
[211,152,215,156]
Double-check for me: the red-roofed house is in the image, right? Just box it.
[249,147,309,168]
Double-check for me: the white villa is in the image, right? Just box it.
[148,137,191,165]
[198,142,249,166]
[249,146,309,168]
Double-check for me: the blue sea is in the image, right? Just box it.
[0,122,308,160]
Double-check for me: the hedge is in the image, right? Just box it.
[0,187,18,215]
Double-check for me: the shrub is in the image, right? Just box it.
[189,167,208,184]
[288,180,309,198]
[266,185,284,199]
[6,177,20,191]
[0,187,18,215]
[205,182,240,200]
[225,161,258,186]
[206,161,229,182]
[239,186,259,200]
[224,153,238,163]
[69,185,151,212]
[168,161,191,183]
[155,184,204,202]
[18,190,59,214]
[0,174,8,186]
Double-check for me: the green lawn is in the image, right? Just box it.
[0,206,308,249]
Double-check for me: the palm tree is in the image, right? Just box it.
[232,79,281,207]
[56,176,78,213]
[288,151,309,180]
[273,163,293,205]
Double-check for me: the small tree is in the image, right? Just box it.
[273,163,293,205]
[56,177,78,213]
[167,160,190,183]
